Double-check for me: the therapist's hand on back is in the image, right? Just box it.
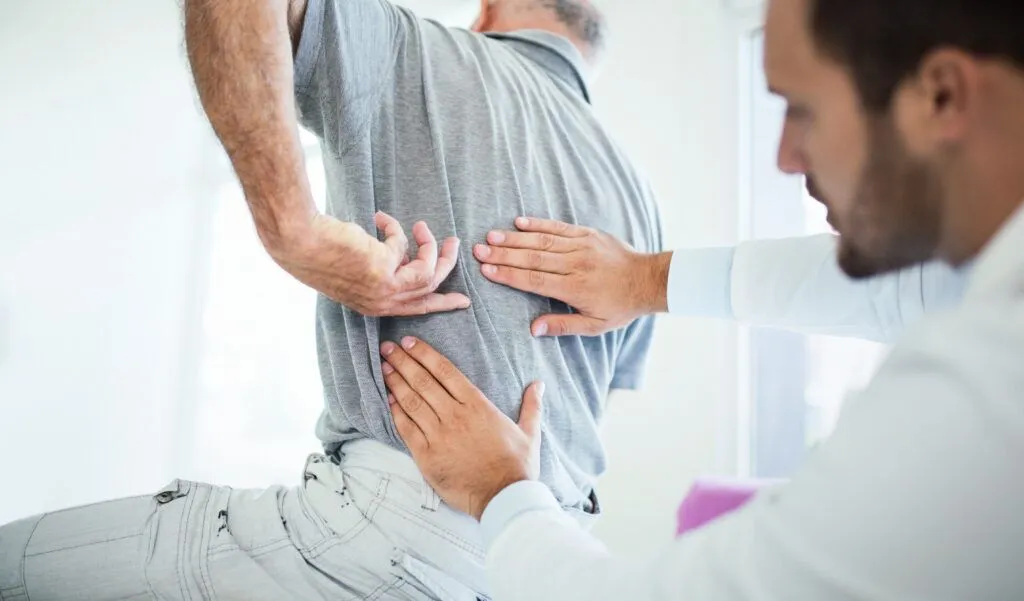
[379,336,544,521]
[474,218,672,336]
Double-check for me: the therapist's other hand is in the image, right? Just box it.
[473,217,672,336]
[267,211,470,317]
[380,337,543,521]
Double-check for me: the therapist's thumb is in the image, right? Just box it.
[518,382,545,443]
[532,315,606,337]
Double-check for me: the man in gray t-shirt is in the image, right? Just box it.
[294,0,662,517]
[0,0,662,596]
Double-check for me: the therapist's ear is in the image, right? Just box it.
[911,49,977,149]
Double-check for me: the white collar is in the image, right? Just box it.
[963,201,1024,302]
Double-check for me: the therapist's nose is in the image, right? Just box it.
[777,119,807,175]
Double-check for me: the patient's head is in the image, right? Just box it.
[768,0,1024,278]
[471,0,607,64]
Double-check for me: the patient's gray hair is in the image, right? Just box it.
[538,0,607,54]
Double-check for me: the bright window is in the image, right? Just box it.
[738,29,887,478]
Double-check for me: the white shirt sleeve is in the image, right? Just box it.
[668,234,968,343]
[666,245,736,319]
[484,305,1024,600]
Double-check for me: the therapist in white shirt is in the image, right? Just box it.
[377,0,1024,598]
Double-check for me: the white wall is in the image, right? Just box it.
[0,0,750,558]
[0,0,214,523]
[588,0,746,553]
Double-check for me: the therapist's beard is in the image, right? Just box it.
[835,118,944,280]
[805,176,838,230]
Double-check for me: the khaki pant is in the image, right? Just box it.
[0,440,489,601]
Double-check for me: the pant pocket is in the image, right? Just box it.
[396,552,488,601]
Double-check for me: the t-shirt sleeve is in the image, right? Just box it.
[610,315,657,391]
[292,0,412,151]
[610,179,664,391]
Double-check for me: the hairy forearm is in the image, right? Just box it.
[635,251,672,314]
[184,0,314,253]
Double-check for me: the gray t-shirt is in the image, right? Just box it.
[294,0,662,514]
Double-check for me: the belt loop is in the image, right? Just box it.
[421,477,441,511]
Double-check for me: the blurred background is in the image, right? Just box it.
[0,0,884,554]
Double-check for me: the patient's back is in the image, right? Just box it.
[294,0,662,513]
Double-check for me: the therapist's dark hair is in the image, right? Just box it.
[808,0,1024,112]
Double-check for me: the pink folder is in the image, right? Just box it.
[677,477,775,536]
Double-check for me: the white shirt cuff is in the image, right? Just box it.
[480,480,562,549]
[667,247,736,318]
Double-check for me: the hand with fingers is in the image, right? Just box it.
[267,211,470,317]
[379,336,544,521]
[473,217,673,336]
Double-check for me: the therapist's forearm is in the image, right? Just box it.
[488,509,629,601]
[634,251,673,314]
[477,223,962,342]
[487,501,751,601]
[482,481,728,601]
[666,246,737,318]
[729,235,967,342]
[482,483,641,601]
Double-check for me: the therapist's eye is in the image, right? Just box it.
[786,103,814,123]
